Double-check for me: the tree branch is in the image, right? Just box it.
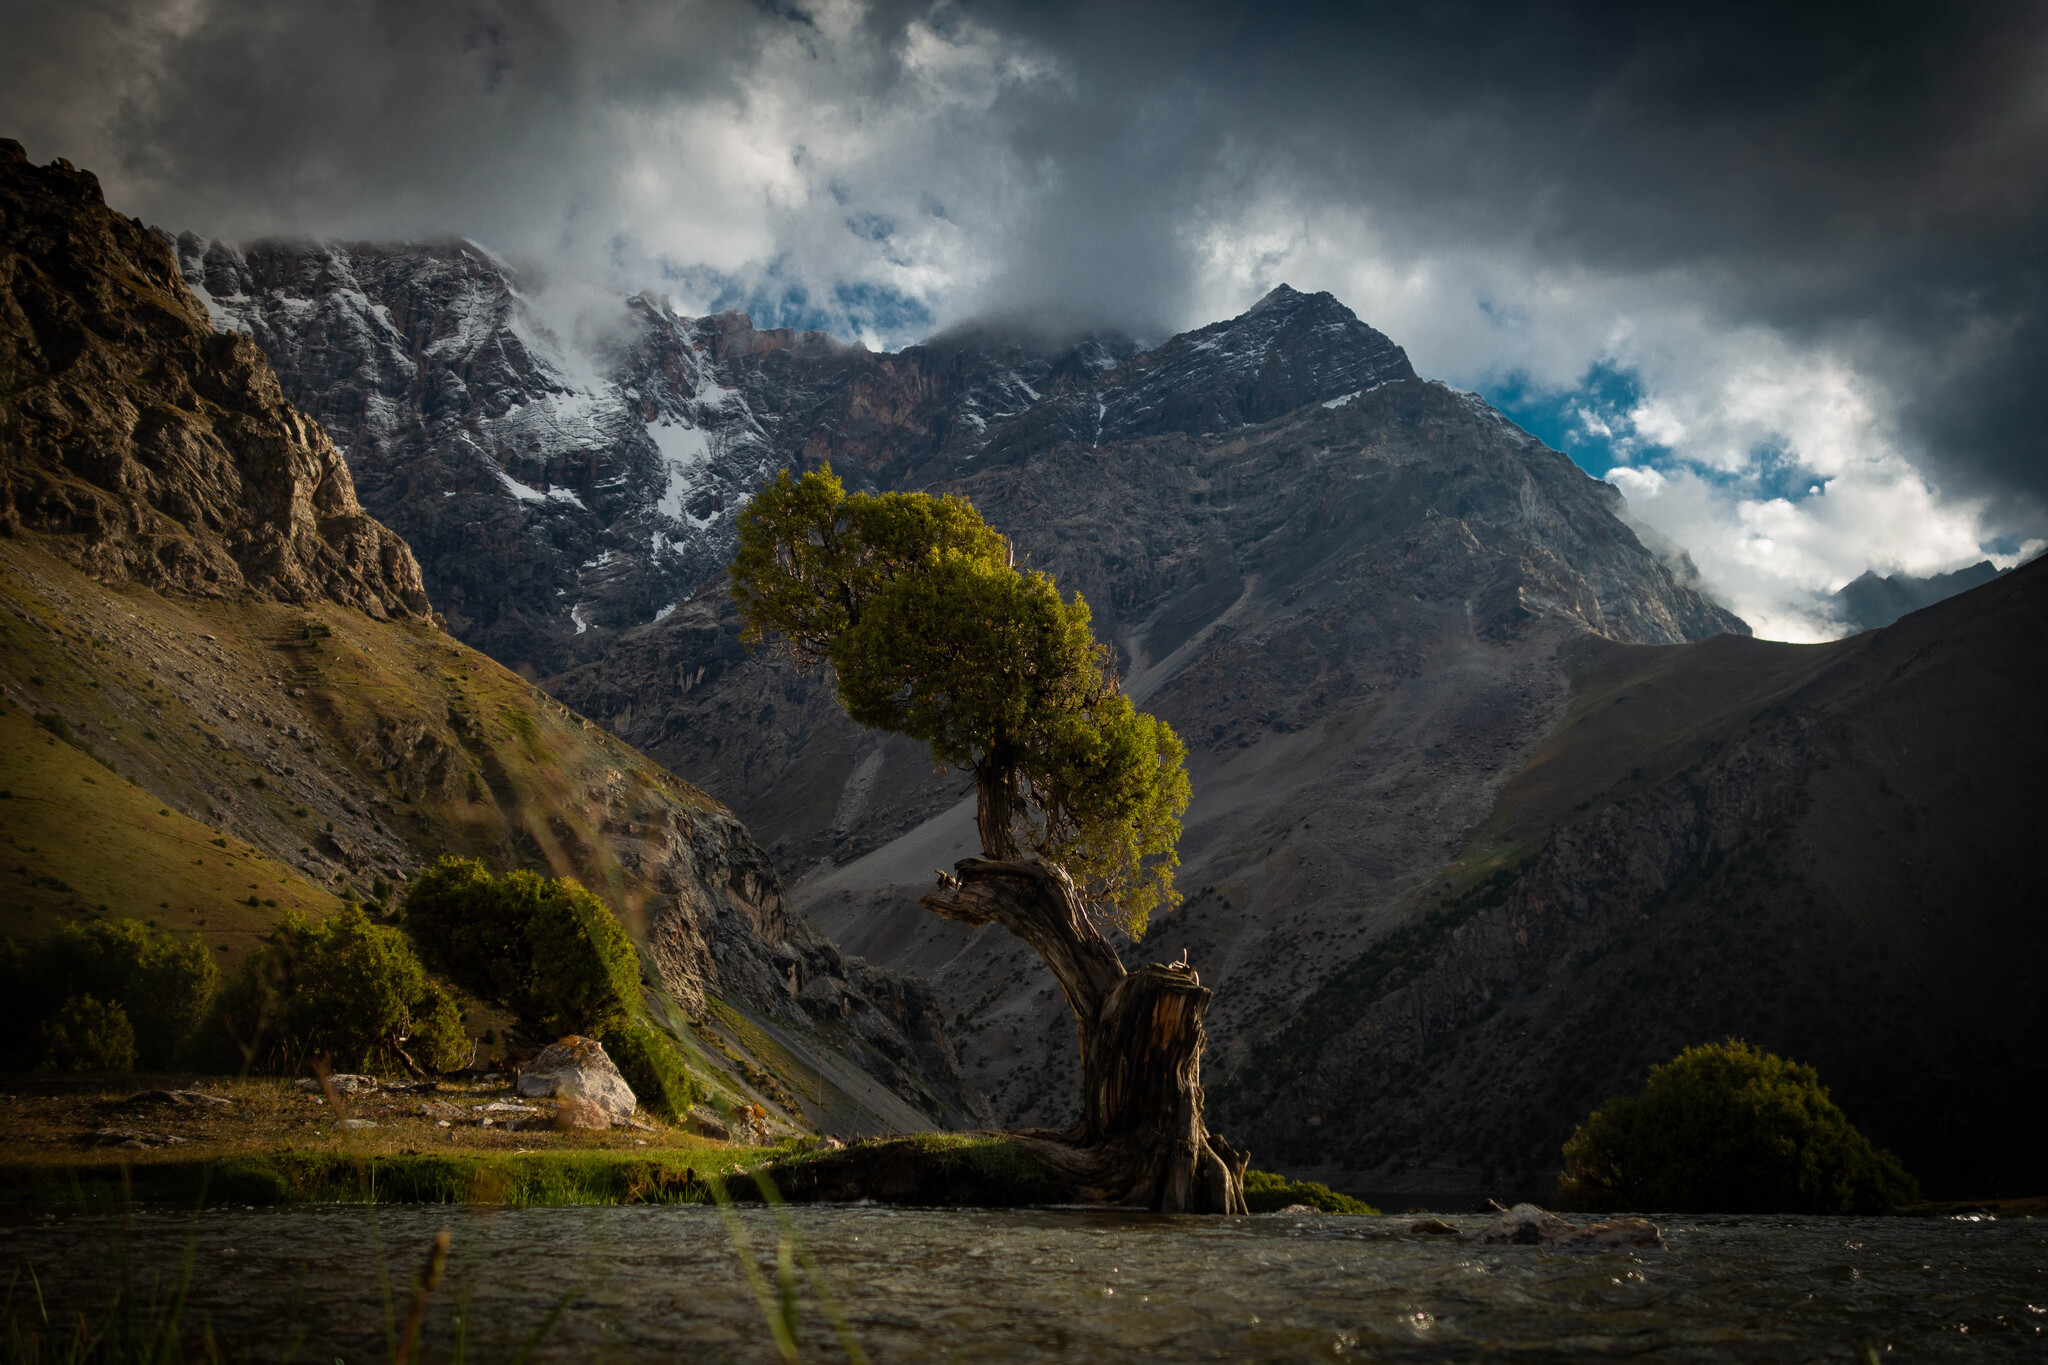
[920,858,1125,1018]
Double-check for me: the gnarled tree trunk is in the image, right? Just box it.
[922,858,1249,1213]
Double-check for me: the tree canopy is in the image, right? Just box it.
[226,904,471,1075]
[403,858,640,1041]
[732,465,1188,937]
[1558,1039,1919,1214]
[1,918,218,1070]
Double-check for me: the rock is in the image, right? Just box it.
[478,1101,540,1114]
[516,1036,636,1118]
[1476,1203,1663,1249]
[553,1097,609,1131]
[1564,1217,1665,1250]
[1410,1218,1461,1235]
[1274,1203,1318,1215]
[297,1074,378,1096]
[687,1106,730,1140]
[417,1100,465,1120]
[1478,1203,1579,1245]
[337,1118,377,1130]
[129,1088,234,1109]
[0,154,430,618]
[727,1104,775,1146]
[89,1128,183,1148]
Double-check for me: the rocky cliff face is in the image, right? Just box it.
[0,141,427,620]
[0,142,982,1134]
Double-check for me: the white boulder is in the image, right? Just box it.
[516,1036,636,1118]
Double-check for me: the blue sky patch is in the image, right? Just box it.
[1480,360,1660,479]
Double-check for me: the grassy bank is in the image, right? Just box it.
[0,1145,775,1207]
[0,1073,788,1208]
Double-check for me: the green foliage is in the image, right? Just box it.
[602,1021,701,1120]
[36,993,137,1073]
[1242,1168,1380,1215]
[404,858,639,1038]
[226,904,470,1075]
[1558,1039,1920,1213]
[731,465,1188,936]
[0,918,219,1068]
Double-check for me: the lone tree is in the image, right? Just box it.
[733,466,1246,1212]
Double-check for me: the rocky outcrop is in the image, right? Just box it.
[0,141,428,620]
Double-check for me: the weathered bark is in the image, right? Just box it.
[972,761,1021,860]
[922,857,1248,1212]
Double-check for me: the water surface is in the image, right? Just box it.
[4,1205,2041,1361]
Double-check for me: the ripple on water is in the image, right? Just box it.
[1,1206,2043,1362]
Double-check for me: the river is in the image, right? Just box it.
[4,1205,2042,1361]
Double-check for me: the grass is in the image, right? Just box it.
[0,538,826,1124]
[1242,1168,1379,1215]
[0,1074,793,1207]
[0,704,341,964]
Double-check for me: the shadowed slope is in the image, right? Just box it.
[1233,557,2048,1197]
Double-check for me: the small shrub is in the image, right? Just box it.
[1243,1169,1379,1214]
[603,1021,701,1120]
[1557,1039,1919,1214]
[37,993,137,1073]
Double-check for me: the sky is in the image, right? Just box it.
[5,0,2045,640]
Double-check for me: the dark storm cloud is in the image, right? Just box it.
[965,0,2048,506]
[2,0,2042,527]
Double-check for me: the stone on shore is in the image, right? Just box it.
[554,1097,609,1130]
[516,1036,636,1118]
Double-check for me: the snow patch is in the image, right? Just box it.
[649,421,719,528]
[653,602,678,623]
[496,470,548,504]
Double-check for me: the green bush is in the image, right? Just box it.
[36,993,137,1073]
[602,1021,701,1120]
[1558,1039,1919,1213]
[1243,1169,1379,1214]
[0,918,218,1068]
[227,905,471,1075]
[405,858,640,1039]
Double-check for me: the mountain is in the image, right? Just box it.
[1239,558,2048,1197]
[0,140,982,1134]
[171,222,1784,1174]
[1831,560,2005,632]
[540,300,1749,1139]
[177,210,2042,1198]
